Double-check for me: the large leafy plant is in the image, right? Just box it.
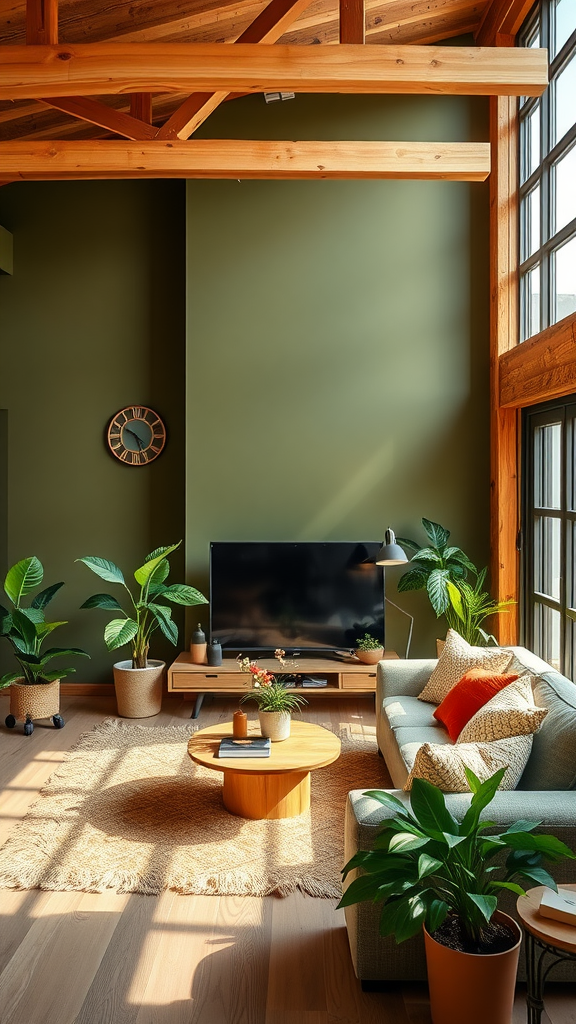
[338,768,575,949]
[0,557,89,687]
[78,542,207,669]
[397,518,510,645]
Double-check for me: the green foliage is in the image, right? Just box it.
[0,558,89,687]
[240,682,308,713]
[355,633,383,651]
[338,769,575,947]
[397,518,511,645]
[78,542,208,669]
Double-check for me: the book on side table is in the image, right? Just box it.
[218,737,271,758]
[539,887,576,926]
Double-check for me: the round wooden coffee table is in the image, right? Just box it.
[517,885,576,1023]
[187,720,341,820]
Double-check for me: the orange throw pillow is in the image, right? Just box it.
[433,669,519,742]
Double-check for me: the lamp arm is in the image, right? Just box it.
[385,597,413,660]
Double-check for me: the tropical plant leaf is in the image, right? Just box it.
[35,621,67,639]
[77,557,125,585]
[20,607,45,624]
[4,556,43,606]
[31,581,65,609]
[337,873,387,909]
[444,547,477,572]
[11,608,38,652]
[0,672,21,688]
[144,546,177,563]
[461,767,506,834]
[503,831,576,860]
[407,548,442,566]
[397,567,429,593]
[467,893,497,924]
[504,819,542,835]
[410,778,458,837]
[417,854,443,879]
[134,543,181,587]
[42,669,73,682]
[426,569,451,616]
[442,832,467,849]
[446,580,465,621]
[148,558,171,590]
[395,537,421,552]
[161,584,208,607]
[516,866,559,889]
[80,593,124,611]
[362,790,411,815]
[149,602,179,645]
[422,519,450,550]
[379,895,427,942]
[490,881,526,897]
[388,833,430,855]
[426,899,450,934]
[39,647,90,665]
[103,618,138,651]
[0,604,12,636]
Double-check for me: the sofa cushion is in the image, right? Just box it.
[404,734,534,792]
[519,671,576,790]
[433,669,519,741]
[457,674,547,744]
[383,695,444,731]
[418,629,513,704]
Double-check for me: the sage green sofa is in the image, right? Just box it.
[343,646,576,982]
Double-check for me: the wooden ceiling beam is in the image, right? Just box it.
[499,313,576,409]
[340,0,365,44]
[0,139,491,181]
[26,0,58,45]
[157,0,314,141]
[475,0,537,46]
[130,94,153,125]
[43,96,157,138]
[0,43,548,101]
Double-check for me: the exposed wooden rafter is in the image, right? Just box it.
[340,0,364,44]
[499,313,576,409]
[0,43,548,102]
[0,139,491,181]
[26,0,58,45]
[476,0,537,46]
[130,93,153,124]
[43,96,156,139]
[157,0,314,141]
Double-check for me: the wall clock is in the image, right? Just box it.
[107,406,167,466]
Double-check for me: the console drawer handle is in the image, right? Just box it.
[206,674,218,678]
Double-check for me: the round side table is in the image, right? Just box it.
[516,884,576,1024]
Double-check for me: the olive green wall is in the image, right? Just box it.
[186,94,490,658]
[0,181,186,682]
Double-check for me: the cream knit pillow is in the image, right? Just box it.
[457,673,547,743]
[403,734,533,792]
[418,629,513,704]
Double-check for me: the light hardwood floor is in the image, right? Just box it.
[0,694,573,1024]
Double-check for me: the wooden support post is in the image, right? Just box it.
[340,0,365,44]
[489,93,520,644]
[130,93,153,124]
[26,0,58,45]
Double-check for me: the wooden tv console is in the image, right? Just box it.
[167,652,399,717]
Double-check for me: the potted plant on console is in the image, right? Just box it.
[354,632,384,665]
[0,556,89,734]
[78,542,207,718]
[238,654,307,741]
[339,768,575,1024]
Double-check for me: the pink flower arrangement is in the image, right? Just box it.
[237,656,274,688]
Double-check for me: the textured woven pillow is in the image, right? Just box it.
[418,629,513,704]
[433,669,519,741]
[403,734,533,792]
[457,673,548,744]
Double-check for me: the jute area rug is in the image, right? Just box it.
[0,718,389,898]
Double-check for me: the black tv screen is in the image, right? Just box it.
[210,541,384,652]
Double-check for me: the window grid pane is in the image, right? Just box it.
[553,234,576,323]
[553,144,576,234]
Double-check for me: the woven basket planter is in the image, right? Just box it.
[113,660,165,718]
[10,679,60,721]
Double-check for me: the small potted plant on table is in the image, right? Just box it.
[338,767,575,1024]
[78,542,207,718]
[238,654,307,741]
[0,557,89,735]
[354,632,384,665]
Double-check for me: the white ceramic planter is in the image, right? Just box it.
[113,660,165,718]
[258,709,291,741]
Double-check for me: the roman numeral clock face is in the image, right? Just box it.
[107,406,167,466]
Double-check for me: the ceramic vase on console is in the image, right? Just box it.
[258,710,291,741]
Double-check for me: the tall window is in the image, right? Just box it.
[523,396,576,679]
[519,0,576,342]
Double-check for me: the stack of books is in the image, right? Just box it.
[218,737,271,758]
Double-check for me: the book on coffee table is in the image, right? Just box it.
[218,737,271,758]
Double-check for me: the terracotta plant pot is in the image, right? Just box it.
[355,648,384,665]
[10,679,60,720]
[258,710,291,741]
[113,660,165,718]
[423,911,521,1024]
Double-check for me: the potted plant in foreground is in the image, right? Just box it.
[238,653,307,741]
[78,542,207,718]
[354,632,384,665]
[338,768,575,1024]
[0,557,89,734]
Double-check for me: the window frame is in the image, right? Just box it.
[519,0,576,342]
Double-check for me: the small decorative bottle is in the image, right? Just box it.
[190,623,207,665]
[233,709,248,738]
[207,639,223,667]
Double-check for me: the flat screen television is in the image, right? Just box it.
[210,541,384,653]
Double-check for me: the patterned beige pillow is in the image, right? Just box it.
[418,629,513,704]
[457,673,547,743]
[403,734,533,792]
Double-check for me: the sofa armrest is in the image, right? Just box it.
[377,659,437,702]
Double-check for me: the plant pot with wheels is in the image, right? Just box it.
[1,556,89,734]
[78,541,208,720]
[339,768,575,1024]
[238,655,307,741]
[354,633,384,665]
